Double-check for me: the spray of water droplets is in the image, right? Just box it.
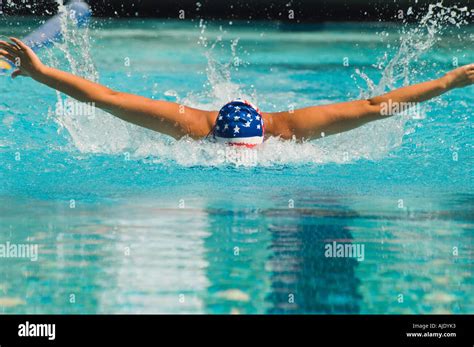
[45,2,471,167]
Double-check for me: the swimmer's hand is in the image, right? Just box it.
[0,37,45,79]
[443,64,474,89]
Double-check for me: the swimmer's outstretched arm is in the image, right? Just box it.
[0,37,216,139]
[263,64,474,140]
[3,37,472,142]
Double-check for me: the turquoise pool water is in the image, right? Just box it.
[0,5,473,313]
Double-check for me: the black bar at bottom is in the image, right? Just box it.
[0,315,472,345]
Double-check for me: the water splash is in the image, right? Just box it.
[318,2,471,163]
[44,2,471,166]
[50,0,134,153]
[178,20,256,109]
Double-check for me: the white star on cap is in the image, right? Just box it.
[257,125,261,129]
[256,115,260,120]
[216,125,220,130]
[234,115,240,121]
[224,124,229,130]
[244,121,251,127]
[234,106,241,111]
[233,125,240,133]
[218,115,223,120]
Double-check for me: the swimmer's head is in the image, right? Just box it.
[211,99,264,147]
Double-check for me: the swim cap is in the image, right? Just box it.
[212,99,264,147]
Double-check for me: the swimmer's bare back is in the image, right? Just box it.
[2,37,473,142]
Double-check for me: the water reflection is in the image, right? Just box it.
[202,208,272,314]
[0,197,113,313]
[2,194,471,314]
[264,209,362,313]
[202,204,363,314]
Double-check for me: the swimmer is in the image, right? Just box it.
[1,37,473,147]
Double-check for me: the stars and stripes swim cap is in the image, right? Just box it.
[211,99,264,147]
